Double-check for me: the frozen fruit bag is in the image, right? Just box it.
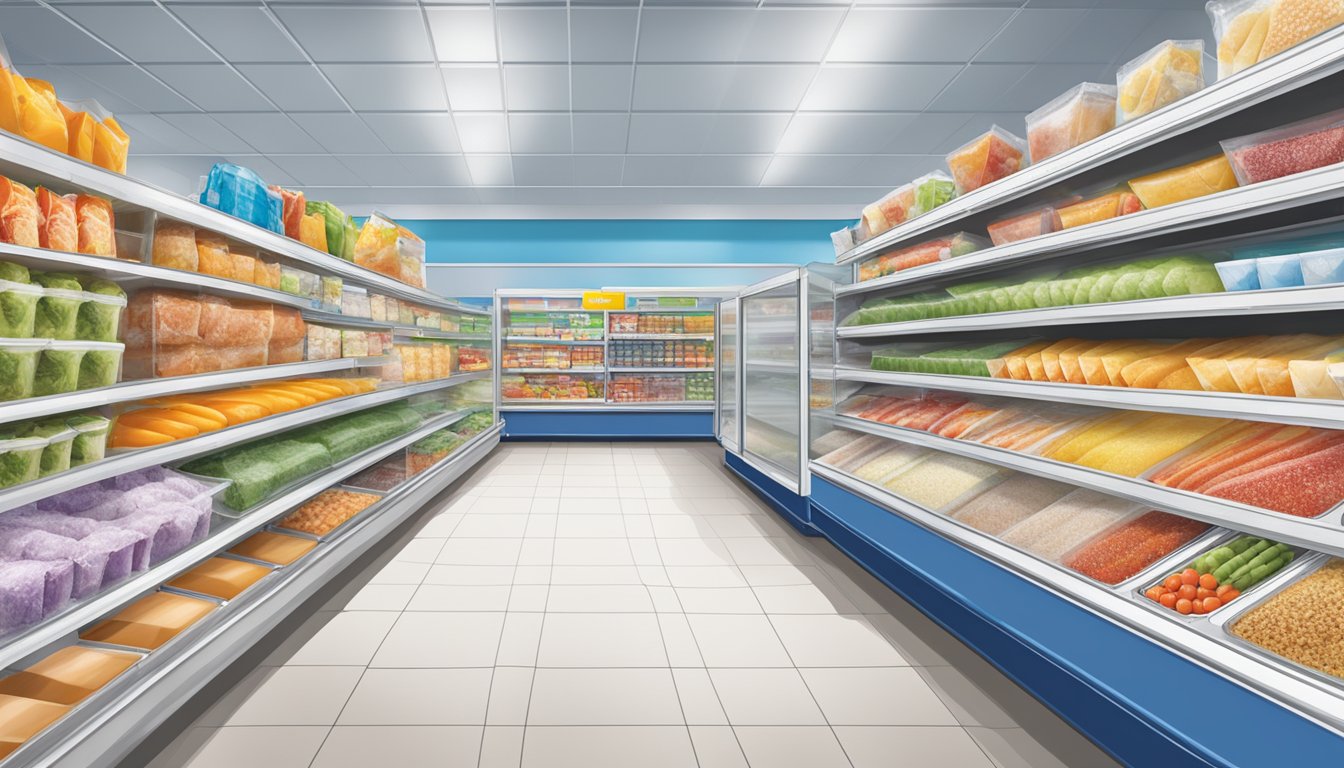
[1213,0,1344,78]
[253,260,281,290]
[0,38,18,138]
[0,177,38,248]
[92,115,129,174]
[34,188,75,252]
[299,212,327,253]
[231,250,257,284]
[1056,190,1142,229]
[909,171,956,217]
[304,200,346,258]
[861,184,914,238]
[396,222,426,288]
[1221,108,1344,185]
[1116,40,1205,123]
[946,126,1027,194]
[15,77,67,154]
[353,212,400,278]
[58,101,95,163]
[74,194,114,257]
[194,231,232,279]
[1128,155,1238,209]
[268,185,305,240]
[1026,83,1117,163]
[150,219,197,272]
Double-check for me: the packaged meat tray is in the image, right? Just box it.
[228,530,316,566]
[1229,557,1344,681]
[861,185,914,240]
[277,489,381,537]
[167,556,271,600]
[946,126,1027,194]
[1128,155,1238,208]
[1212,0,1344,79]
[1221,108,1344,184]
[81,590,218,650]
[1025,83,1117,163]
[986,206,1062,247]
[345,456,409,492]
[857,233,988,282]
[0,645,138,705]
[1117,40,1204,123]
[1055,191,1142,229]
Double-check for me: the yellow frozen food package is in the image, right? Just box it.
[1128,155,1238,209]
[1118,338,1222,388]
[1254,337,1341,396]
[1187,336,1271,392]
[993,340,1052,380]
[1042,411,1154,463]
[1073,415,1231,476]
[1289,354,1344,399]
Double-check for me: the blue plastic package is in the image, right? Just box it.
[1256,254,1304,289]
[1300,247,1344,286]
[1214,259,1259,291]
[198,163,283,234]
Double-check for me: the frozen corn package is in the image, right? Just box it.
[1127,155,1238,208]
[1116,40,1205,123]
[946,126,1027,194]
[1211,0,1344,79]
[1026,83,1117,163]
[1221,108,1344,185]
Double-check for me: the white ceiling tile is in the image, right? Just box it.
[761,154,932,187]
[115,113,203,155]
[213,113,324,154]
[127,155,220,196]
[158,113,254,154]
[572,114,629,153]
[443,65,503,111]
[290,113,389,154]
[222,155,297,187]
[65,64,196,112]
[466,155,514,185]
[721,64,814,110]
[622,155,690,186]
[571,64,633,111]
[800,64,961,111]
[323,65,448,111]
[0,5,119,65]
[270,155,363,187]
[573,155,624,186]
[687,155,770,186]
[509,113,572,154]
[513,155,574,186]
[1000,63,1112,113]
[740,9,845,62]
[704,113,792,153]
[337,155,414,187]
[236,64,346,112]
[455,113,511,153]
[172,5,307,63]
[632,64,812,110]
[59,4,215,63]
[146,64,273,111]
[889,112,978,154]
[426,8,497,63]
[975,9,1088,63]
[829,8,1014,63]
[273,6,432,63]
[637,9,755,62]
[389,155,473,186]
[927,64,1033,111]
[627,114,712,154]
[505,65,569,111]
[497,8,569,62]
[775,113,916,154]
[571,9,638,62]
[1041,8,1159,64]
[362,113,462,153]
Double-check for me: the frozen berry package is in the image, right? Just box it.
[946,126,1027,194]
[1221,108,1344,185]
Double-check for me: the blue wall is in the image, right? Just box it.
[405,219,848,265]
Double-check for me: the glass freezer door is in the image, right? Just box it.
[716,297,740,451]
[741,274,804,492]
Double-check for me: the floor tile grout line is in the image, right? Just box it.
[517,479,561,767]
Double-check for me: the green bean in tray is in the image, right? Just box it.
[1143,536,1294,616]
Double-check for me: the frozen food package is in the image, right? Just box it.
[987,206,1062,246]
[80,590,217,650]
[149,219,197,272]
[228,530,315,565]
[34,188,75,253]
[59,101,94,163]
[396,222,426,288]
[1221,108,1344,185]
[353,212,401,279]
[198,163,282,234]
[0,693,68,759]
[167,556,270,600]
[861,184,914,239]
[230,249,257,285]
[198,297,273,348]
[320,276,342,313]
[1055,191,1142,229]
[269,185,305,240]
[75,277,126,343]
[1117,40,1205,122]
[306,200,351,259]
[1256,253,1304,288]
[857,233,989,282]
[32,273,86,340]
[946,126,1027,194]
[0,646,137,706]
[299,211,327,253]
[194,231,232,280]
[91,114,129,175]
[831,225,857,256]
[908,171,957,218]
[1215,258,1261,291]
[1230,558,1344,680]
[1212,0,1344,79]
[253,259,281,290]
[74,194,114,257]
[0,177,39,248]
[1128,155,1238,208]
[1026,83,1117,163]
[14,77,67,153]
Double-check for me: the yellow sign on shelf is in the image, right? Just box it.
[582,291,626,311]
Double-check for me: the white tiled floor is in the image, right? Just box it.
[146,442,1121,768]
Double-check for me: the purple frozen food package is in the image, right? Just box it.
[0,560,48,633]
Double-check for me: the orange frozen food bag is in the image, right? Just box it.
[1187,336,1270,391]
[299,212,327,252]
[1120,338,1230,389]
[253,259,281,289]
[353,213,400,278]
[992,340,1052,379]
[1254,336,1341,396]
[91,115,128,174]
[35,187,76,252]
[74,194,115,256]
[231,250,258,284]
[269,185,305,240]
[1226,334,1326,393]
[195,231,232,278]
[59,102,94,163]
[81,591,217,650]
[0,646,138,706]
[0,177,39,248]
[151,219,197,272]
[0,694,69,760]
[15,78,67,153]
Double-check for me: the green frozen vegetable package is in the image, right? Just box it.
[34,344,88,396]
[306,200,352,261]
[23,419,75,477]
[0,342,42,401]
[33,285,87,340]
[872,341,1030,377]
[0,281,40,338]
[287,410,411,464]
[909,172,956,218]
[75,277,127,342]
[451,411,493,436]
[183,438,334,511]
[30,272,82,291]
[78,345,123,390]
[411,430,464,456]
[0,433,46,488]
[0,261,31,283]
[68,414,110,466]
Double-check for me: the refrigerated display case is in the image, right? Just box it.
[716,297,739,453]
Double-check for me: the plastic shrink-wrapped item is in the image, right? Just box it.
[1221,108,1344,185]
[305,200,351,260]
[198,163,282,234]
[268,306,306,364]
[1211,0,1344,79]
[946,126,1027,194]
[1128,155,1238,208]
[0,177,38,248]
[269,185,305,240]
[58,99,128,173]
[353,212,401,279]
[74,194,114,257]
[908,171,956,218]
[861,184,914,240]
[34,188,75,253]
[193,231,232,280]
[299,212,327,253]
[1026,83,1117,163]
[150,219,197,272]
[1116,40,1205,122]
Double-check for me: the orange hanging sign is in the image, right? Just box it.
[581,291,625,311]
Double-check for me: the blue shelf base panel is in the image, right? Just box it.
[501,409,714,440]
[807,475,1344,768]
[724,451,817,536]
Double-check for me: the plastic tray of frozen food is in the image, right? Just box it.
[79,590,221,651]
[269,485,386,541]
[226,530,318,566]
[164,555,274,601]
[1132,532,1307,622]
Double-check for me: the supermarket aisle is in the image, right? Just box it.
[143,442,1119,768]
